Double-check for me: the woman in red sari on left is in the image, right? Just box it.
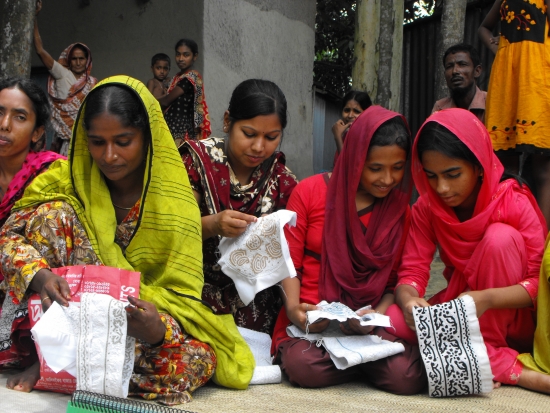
[0,77,64,368]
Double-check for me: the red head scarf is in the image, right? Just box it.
[412,109,546,289]
[319,106,412,309]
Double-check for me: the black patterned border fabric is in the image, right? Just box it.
[413,295,493,397]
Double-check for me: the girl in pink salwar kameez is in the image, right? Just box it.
[393,108,550,394]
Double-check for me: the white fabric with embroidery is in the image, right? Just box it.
[307,301,392,328]
[237,327,281,385]
[30,293,135,397]
[287,321,404,370]
[218,209,297,305]
[413,294,493,397]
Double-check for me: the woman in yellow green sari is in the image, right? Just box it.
[0,76,253,404]
[518,237,550,392]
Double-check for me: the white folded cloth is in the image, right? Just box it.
[30,301,80,376]
[287,321,404,370]
[413,294,493,397]
[218,210,297,305]
[31,293,135,397]
[307,301,392,328]
[238,327,281,385]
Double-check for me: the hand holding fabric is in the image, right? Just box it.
[403,297,430,331]
[29,268,71,310]
[288,303,329,333]
[340,308,376,335]
[458,291,491,318]
[125,295,166,345]
[213,210,257,238]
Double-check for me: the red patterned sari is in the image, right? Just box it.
[182,137,297,335]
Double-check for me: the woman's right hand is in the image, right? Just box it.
[35,0,42,15]
[28,268,71,311]
[212,210,257,238]
[402,297,430,331]
[287,303,330,333]
[332,119,349,139]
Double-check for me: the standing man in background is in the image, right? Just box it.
[432,44,486,123]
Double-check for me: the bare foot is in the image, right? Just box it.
[518,367,550,394]
[6,361,40,392]
[493,381,501,389]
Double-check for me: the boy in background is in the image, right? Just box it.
[147,53,171,99]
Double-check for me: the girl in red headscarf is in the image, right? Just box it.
[394,108,550,393]
[271,106,426,394]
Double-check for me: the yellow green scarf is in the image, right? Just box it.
[14,75,254,389]
[518,234,550,375]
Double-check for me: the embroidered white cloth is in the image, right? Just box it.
[30,293,135,397]
[287,321,405,370]
[218,210,297,305]
[307,301,392,328]
[413,294,493,397]
[237,327,281,385]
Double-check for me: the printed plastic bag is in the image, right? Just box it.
[28,265,140,393]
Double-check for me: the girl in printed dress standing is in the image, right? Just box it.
[159,39,211,146]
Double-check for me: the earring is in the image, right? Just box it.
[223,125,228,132]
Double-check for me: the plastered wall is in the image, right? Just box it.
[32,0,315,179]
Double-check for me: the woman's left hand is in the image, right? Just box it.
[125,295,166,345]
[339,308,376,335]
[458,290,491,318]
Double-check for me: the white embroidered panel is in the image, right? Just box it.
[286,321,404,370]
[218,210,297,305]
[77,293,135,398]
[413,295,493,397]
[30,293,135,398]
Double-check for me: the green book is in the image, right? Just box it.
[66,390,196,413]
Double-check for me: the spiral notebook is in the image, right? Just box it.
[66,390,197,413]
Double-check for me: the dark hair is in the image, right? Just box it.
[417,122,481,168]
[175,39,198,56]
[83,85,149,139]
[417,121,527,186]
[443,43,481,68]
[369,117,410,154]
[0,77,50,152]
[0,77,50,130]
[227,79,288,129]
[69,44,89,60]
[151,53,171,67]
[342,90,372,111]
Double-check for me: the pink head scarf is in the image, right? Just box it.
[412,109,547,279]
[319,106,412,309]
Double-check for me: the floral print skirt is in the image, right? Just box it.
[130,314,216,405]
[0,201,216,404]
